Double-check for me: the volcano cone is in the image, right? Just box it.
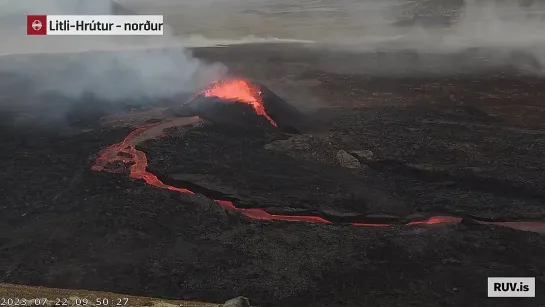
[168,79,303,132]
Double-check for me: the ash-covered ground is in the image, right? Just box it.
[1,45,545,307]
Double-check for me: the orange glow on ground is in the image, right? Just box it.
[407,216,463,225]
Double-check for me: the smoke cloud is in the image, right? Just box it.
[0,0,227,124]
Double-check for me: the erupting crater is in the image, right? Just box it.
[167,78,303,133]
[92,78,545,233]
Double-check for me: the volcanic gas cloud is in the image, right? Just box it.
[92,78,545,232]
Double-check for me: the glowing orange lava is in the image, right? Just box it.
[92,124,194,195]
[201,79,278,127]
[92,123,545,233]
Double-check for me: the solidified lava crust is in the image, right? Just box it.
[91,122,545,231]
[5,46,545,307]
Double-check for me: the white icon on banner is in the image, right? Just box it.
[31,20,42,31]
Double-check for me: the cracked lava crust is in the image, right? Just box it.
[92,77,545,232]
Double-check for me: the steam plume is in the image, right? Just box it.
[322,0,545,75]
[0,0,227,108]
[119,0,545,75]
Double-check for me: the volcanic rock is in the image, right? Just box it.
[350,149,374,161]
[223,297,251,307]
[258,82,303,132]
[336,150,361,169]
[264,136,312,151]
[170,173,239,198]
[320,209,362,219]
[264,134,339,165]
[179,193,229,221]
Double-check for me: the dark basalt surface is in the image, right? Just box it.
[1,45,545,307]
[1,122,545,307]
[141,104,545,221]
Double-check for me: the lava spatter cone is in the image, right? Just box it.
[168,78,303,132]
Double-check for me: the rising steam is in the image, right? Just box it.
[0,0,227,112]
[121,0,545,75]
[318,0,545,74]
[1,0,545,124]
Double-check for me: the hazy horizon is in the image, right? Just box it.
[0,0,544,126]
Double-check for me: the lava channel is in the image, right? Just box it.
[92,122,545,232]
[92,78,545,232]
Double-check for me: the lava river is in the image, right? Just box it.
[92,79,545,233]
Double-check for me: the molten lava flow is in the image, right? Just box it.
[407,216,462,225]
[92,124,545,233]
[202,78,278,127]
[92,124,194,195]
